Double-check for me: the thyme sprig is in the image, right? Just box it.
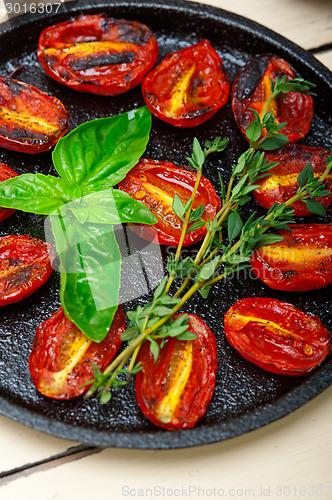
[86,76,331,404]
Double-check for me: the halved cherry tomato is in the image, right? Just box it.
[37,14,158,96]
[232,54,314,143]
[224,297,331,376]
[250,224,332,291]
[29,306,125,399]
[0,163,18,222]
[142,39,229,127]
[118,159,221,246]
[254,144,332,215]
[135,313,217,430]
[0,234,54,305]
[0,77,69,154]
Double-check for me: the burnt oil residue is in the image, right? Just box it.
[0,0,331,448]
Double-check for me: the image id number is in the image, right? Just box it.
[5,2,62,15]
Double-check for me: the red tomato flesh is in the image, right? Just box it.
[232,54,314,143]
[135,313,217,430]
[0,163,18,222]
[250,224,332,291]
[0,234,54,305]
[118,159,221,246]
[224,297,331,376]
[37,14,159,96]
[254,144,332,215]
[142,39,229,127]
[0,77,69,154]
[29,306,125,399]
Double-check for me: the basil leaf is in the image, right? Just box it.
[67,189,157,225]
[51,213,121,342]
[52,107,151,193]
[0,173,66,214]
[109,190,157,225]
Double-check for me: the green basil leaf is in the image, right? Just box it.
[52,107,151,193]
[51,213,121,342]
[0,173,66,214]
[67,189,157,225]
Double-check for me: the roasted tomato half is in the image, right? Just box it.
[37,14,158,96]
[0,163,18,222]
[254,144,332,215]
[224,298,331,376]
[136,313,217,430]
[232,54,314,143]
[29,306,125,399]
[0,77,69,154]
[142,39,229,127]
[250,224,332,291]
[118,159,221,246]
[0,234,54,305]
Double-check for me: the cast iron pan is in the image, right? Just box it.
[0,0,331,449]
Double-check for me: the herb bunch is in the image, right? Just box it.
[87,77,332,403]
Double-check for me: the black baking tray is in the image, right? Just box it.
[0,0,331,449]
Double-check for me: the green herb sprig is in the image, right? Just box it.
[86,77,332,403]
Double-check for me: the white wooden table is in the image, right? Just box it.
[0,1,331,498]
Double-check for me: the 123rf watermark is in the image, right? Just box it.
[121,484,332,498]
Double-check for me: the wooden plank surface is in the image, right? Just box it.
[195,0,332,51]
[1,386,332,498]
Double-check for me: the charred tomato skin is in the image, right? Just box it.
[135,313,217,430]
[37,14,159,95]
[224,297,331,376]
[254,144,332,215]
[0,77,69,154]
[0,163,18,222]
[118,158,221,246]
[142,39,229,127]
[29,306,125,400]
[250,224,332,291]
[0,234,54,305]
[232,54,314,143]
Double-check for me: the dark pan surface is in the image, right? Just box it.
[0,0,331,449]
